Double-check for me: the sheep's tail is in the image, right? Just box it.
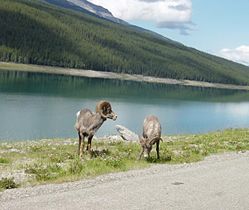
[75,111,81,130]
[76,111,80,118]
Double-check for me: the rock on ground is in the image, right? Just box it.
[115,125,139,141]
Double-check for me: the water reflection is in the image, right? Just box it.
[1,70,249,102]
[0,70,249,141]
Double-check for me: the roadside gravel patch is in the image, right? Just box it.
[1,151,248,204]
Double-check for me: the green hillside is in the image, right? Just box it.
[1,0,249,85]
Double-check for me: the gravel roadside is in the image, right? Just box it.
[1,151,249,210]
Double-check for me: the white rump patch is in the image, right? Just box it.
[76,111,80,118]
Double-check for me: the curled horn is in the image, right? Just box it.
[148,136,160,145]
[96,100,111,119]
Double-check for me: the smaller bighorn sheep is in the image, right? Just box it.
[139,115,162,159]
[75,101,117,157]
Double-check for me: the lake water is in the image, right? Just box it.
[0,70,249,141]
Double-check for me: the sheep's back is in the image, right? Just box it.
[143,115,161,139]
[75,109,94,131]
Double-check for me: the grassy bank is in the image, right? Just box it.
[1,62,249,91]
[1,129,249,191]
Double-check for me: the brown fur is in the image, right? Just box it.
[139,115,162,159]
[75,101,117,157]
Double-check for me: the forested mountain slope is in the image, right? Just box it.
[1,0,249,85]
[43,0,127,24]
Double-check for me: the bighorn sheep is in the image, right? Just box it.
[139,115,162,159]
[75,101,117,157]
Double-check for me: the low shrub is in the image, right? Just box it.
[0,177,19,190]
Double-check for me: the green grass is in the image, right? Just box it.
[0,177,19,191]
[0,157,10,164]
[0,128,249,190]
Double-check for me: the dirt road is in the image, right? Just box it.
[1,152,249,210]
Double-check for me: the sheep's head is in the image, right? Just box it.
[96,101,117,121]
[139,136,152,158]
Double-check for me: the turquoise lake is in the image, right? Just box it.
[0,70,249,141]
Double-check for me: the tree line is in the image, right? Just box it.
[1,0,249,85]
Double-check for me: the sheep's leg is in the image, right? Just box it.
[86,138,90,151]
[87,136,93,155]
[78,132,81,156]
[156,141,160,159]
[139,149,144,160]
[79,134,85,158]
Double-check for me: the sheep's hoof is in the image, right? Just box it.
[79,153,84,159]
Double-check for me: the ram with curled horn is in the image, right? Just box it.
[75,100,117,157]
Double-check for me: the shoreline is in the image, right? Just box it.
[1,62,249,91]
[0,129,249,193]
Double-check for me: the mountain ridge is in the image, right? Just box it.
[44,0,183,45]
[1,0,249,85]
[44,0,127,24]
